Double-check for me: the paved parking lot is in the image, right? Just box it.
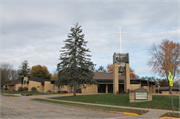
[1,96,135,119]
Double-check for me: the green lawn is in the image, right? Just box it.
[32,98,148,115]
[1,91,67,95]
[51,94,180,111]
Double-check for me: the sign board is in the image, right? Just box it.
[168,72,173,86]
[135,88,147,100]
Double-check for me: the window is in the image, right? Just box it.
[24,80,26,85]
[37,86,39,88]
[10,86,12,88]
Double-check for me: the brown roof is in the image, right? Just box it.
[155,87,179,91]
[4,80,21,86]
[29,76,51,83]
[93,72,139,80]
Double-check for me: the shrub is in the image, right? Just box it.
[63,91,68,93]
[23,87,28,91]
[58,91,63,93]
[128,89,130,93]
[18,87,23,91]
[76,88,81,93]
[31,87,37,92]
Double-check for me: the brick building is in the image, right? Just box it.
[3,80,21,91]
[155,87,179,94]
[20,71,155,93]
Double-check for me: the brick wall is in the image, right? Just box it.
[44,81,54,92]
[142,85,155,93]
[8,85,14,91]
[22,77,29,89]
[130,84,141,91]
[152,85,155,93]
[81,84,98,94]
[15,83,22,91]
[113,63,119,94]
[124,63,130,93]
[142,86,149,92]
[28,81,44,92]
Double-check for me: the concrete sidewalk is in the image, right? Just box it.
[46,98,180,118]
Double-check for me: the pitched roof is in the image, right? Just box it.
[29,76,51,83]
[93,72,142,80]
[4,80,21,86]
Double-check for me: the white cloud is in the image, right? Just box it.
[1,1,179,78]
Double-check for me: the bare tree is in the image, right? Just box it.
[148,39,180,93]
[0,63,18,89]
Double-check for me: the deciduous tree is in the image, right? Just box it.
[148,39,180,93]
[158,79,169,87]
[56,23,97,96]
[30,65,51,79]
[50,72,58,80]
[141,76,161,87]
[0,63,18,88]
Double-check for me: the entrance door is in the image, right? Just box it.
[98,84,106,93]
[108,84,113,93]
[119,84,124,93]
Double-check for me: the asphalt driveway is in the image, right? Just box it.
[1,95,135,119]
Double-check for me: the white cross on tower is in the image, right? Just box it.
[115,27,126,53]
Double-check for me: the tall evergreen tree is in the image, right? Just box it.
[56,23,97,96]
[18,60,30,77]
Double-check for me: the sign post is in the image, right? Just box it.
[169,72,174,116]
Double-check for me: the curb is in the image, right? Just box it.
[123,112,140,116]
[160,116,180,119]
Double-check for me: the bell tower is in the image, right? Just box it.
[113,53,130,94]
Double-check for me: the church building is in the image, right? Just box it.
[20,71,155,93]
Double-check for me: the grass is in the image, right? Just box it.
[1,93,20,97]
[51,94,180,111]
[160,112,180,118]
[31,98,148,115]
[1,91,67,95]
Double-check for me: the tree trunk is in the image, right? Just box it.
[73,84,76,97]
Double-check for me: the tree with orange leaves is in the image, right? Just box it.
[30,65,51,79]
[107,64,139,78]
[148,39,180,93]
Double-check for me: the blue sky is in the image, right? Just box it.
[1,0,179,80]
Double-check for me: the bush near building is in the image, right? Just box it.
[23,87,28,91]
[18,87,23,91]
[31,87,37,92]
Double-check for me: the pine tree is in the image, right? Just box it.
[56,23,97,96]
[18,60,30,77]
